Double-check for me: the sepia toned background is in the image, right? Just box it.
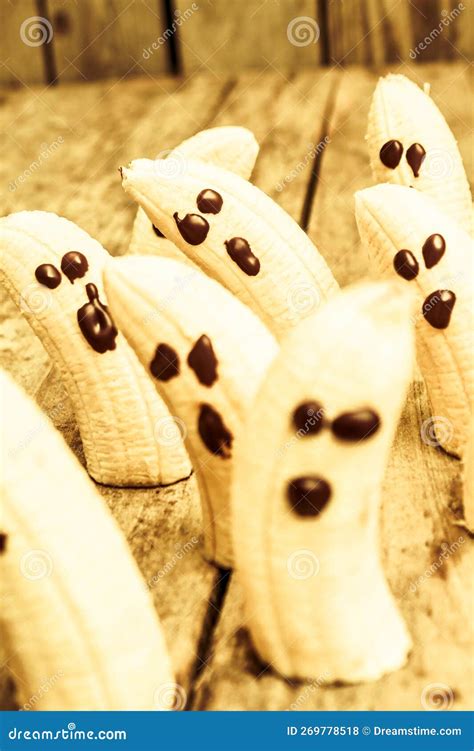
[1,0,473,711]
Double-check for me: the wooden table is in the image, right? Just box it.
[1,61,473,711]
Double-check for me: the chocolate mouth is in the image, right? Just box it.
[422,289,456,329]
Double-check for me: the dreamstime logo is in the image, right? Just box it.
[286,281,320,321]
[409,3,465,59]
[421,682,454,711]
[20,549,53,581]
[154,682,187,711]
[20,16,53,47]
[287,16,320,47]
[420,416,453,448]
[153,149,187,180]
[409,536,465,594]
[423,148,455,180]
[19,283,53,315]
[287,549,320,580]
[154,415,187,447]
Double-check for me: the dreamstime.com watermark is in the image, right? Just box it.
[143,3,199,59]
[409,536,465,593]
[276,137,331,192]
[409,3,465,59]
[287,16,320,46]
[22,671,64,710]
[8,137,64,193]
[288,671,330,710]
[8,724,127,741]
[20,16,53,47]
[148,537,199,588]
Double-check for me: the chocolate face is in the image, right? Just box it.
[422,289,456,329]
[174,212,209,245]
[422,234,445,269]
[187,335,218,386]
[292,401,325,434]
[393,249,419,281]
[0,532,7,553]
[379,140,403,169]
[61,252,88,284]
[331,409,380,441]
[77,283,118,354]
[150,343,180,381]
[225,237,260,276]
[196,189,223,214]
[406,143,426,178]
[287,476,332,517]
[152,224,165,238]
[35,263,62,289]
[198,403,233,458]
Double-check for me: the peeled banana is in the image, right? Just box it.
[129,126,260,262]
[355,184,473,457]
[366,73,473,235]
[232,282,414,683]
[103,256,278,568]
[120,157,338,340]
[0,369,174,710]
[0,211,191,486]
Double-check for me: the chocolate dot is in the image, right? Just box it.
[393,249,419,281]
[379,140,403,169]
[152,224,165,238]
[150,343,180,381]
[35,263,61,289]
[331,409,380,441]
[292,401,325,435]
[225,237,260,276]
[61,251,89,284]
[287,476,332,517]
[196,189,223,214]
[198,403,233,458]
[406,143,426,178]
[422,234,446,269]
[0,532,7,553]
[422,289,456,329]
[77,283,118,354]
[174,212,209,245]
[187,335,218,386]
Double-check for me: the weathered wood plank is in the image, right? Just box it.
[48,0,169,82]
[327,0,472,66]
[0,0,47,85]
[190,62,474,710]
[176,0,321,74]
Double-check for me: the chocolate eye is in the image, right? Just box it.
[0,532,7,553]
[77,284,118,354]
[150,343,180,381]
[174,212,209,245]
[35,263,62,289]
[287,476,332,517]
[61,251,88,283]
[198,403,233,458]
[331,409,380,441]
[379,140,403,169]
[393,249,419,281]
[406,143,426,178]
[188,335,218,386]
[422,234,445,269]
[292,401,325,435]
[422,289,456,329]
[225,237,260,276]
[196,189,223,214]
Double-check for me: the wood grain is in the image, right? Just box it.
[0,62,472,711]
[0,0,47,85]
[176,0,321,74]
[48,0,169,82]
